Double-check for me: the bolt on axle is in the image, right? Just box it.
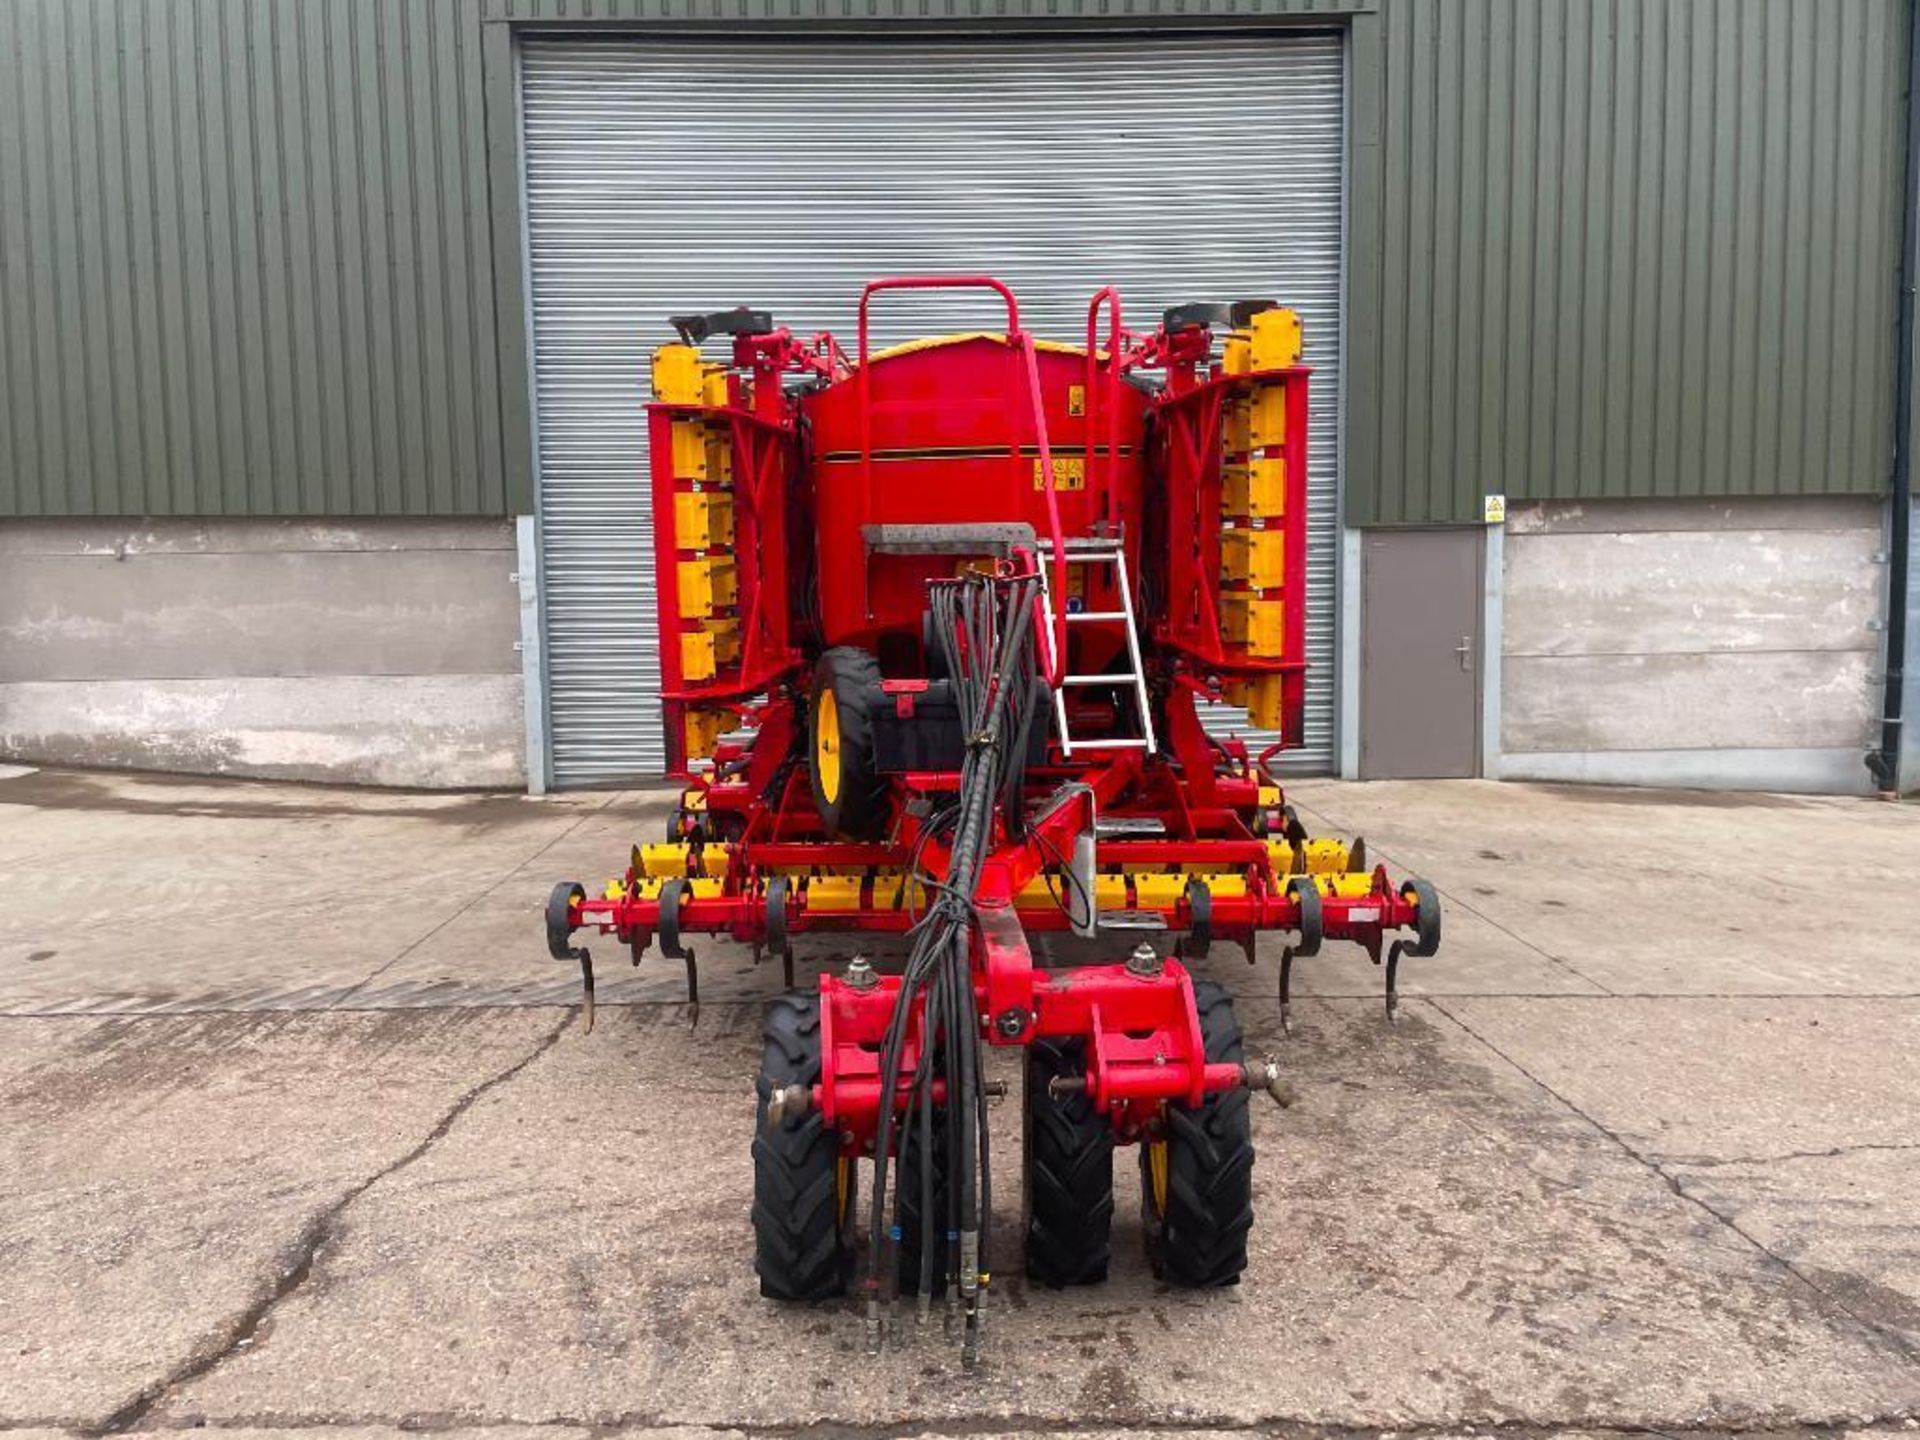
[762,1078,1009,1132]
[1048,1056,1295,1108]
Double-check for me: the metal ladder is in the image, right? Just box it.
[1038,539,1158,760]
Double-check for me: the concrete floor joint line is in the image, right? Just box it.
[1657,1140,1920,1169]
[1422,996,1920,1373]
[1286,797,1615,996]
[323,793,620,1011]
[83,1013,576,1437]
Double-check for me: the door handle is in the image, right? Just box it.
[1455,636,1473,673]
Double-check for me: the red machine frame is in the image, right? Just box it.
[548,277,1439,1155]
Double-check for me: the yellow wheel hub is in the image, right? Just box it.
[815,689,842,804]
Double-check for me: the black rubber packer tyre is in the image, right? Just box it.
[1024,1037,1115,1287]
[894,1097,951,1298]
[752,993,855,1301]
[808,647,888,841]
[1140,980,1255,1287]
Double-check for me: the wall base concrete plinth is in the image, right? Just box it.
[1500,497,1882,795]
[0,519,525,789]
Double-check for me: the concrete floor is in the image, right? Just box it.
[3,765,1919,1439]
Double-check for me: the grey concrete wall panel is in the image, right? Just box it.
[1,552,519,683]
[1501,745,1875,794]
[1507,496,1887,536]
[1501,496,1881,792]
[519,33,1347,783]
[0,517,518,556]
[1349,0,1907,525]
[0,0,514,518]
[1502,529,1884,658]
[1503,650,1877,753]
[0,675,524,788]
[0,519,524,787]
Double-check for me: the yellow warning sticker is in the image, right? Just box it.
[1033,456,1086,491]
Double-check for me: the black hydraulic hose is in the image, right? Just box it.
[975,1070,993,1282]
[866,918,941,1315]
[867,574,1037,1358]
[916,1027,937,1309]
[1872,0,1919,794]
[941,944,965,1297]
[874,587,962,1306]
[968,579,1033,1300]
[956,930,979,1243]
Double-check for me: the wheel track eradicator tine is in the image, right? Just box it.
[1277,877,1322,1036]
[766,875,795,990]
[658,878,700,1026]
[547,881,596,1034]
[1383,878,1443,1024]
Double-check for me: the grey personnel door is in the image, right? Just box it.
[1360,529,1483,779]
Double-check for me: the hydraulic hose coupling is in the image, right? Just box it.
[1243,1057,1297,1110]
[764,1082,812,1130]
[959,1228,982,1371]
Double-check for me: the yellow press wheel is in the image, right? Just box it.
[1146,1138,1170,1214]
[815,689,842,805]
[807,647,888,841]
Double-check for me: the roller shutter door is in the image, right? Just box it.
[522,32,1346,785]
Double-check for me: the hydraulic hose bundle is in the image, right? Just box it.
[864,569,1042,1367]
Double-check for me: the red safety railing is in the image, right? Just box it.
[1085,286,1126,514]
[856,274,1022,365]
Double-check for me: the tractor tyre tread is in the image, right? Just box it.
[752,993,853,1302]
[1143,980,1254,1288]
[1025,1037,1115,1287]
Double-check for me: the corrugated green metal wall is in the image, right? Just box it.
[1350,0,1909,525]
[0,0,512,517]
[0,0,1357,519]
[0,0,1908,522]
[482,0,1361,15]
